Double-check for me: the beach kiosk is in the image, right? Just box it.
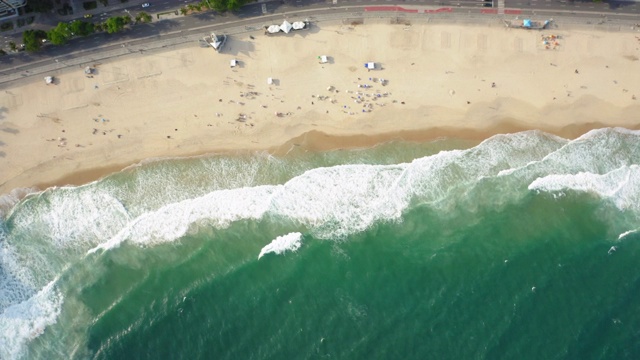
[267,77,274,85]
[203,32,227,52]
[230,59,237,68]
[506,18,552,30]
[364,62,376,70]
[44,76,54,84]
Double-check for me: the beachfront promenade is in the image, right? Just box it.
[1,3,639,88]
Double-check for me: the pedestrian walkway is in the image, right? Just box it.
[497,0,505,15]
[0,0,152,52]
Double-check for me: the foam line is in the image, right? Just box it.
[0,280,62,360]
[258,232,303,259]
[89,130,628,252]
[528,165,640,212]
[618,229,638,240]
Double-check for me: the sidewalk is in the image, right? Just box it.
[0,0,159,52]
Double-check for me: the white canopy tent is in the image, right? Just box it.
[281,20,292,34]
[267,25,280,33]
[319,55,328,64]
[365,62,376,70]
[292,21,306,30]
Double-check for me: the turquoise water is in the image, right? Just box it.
[1,128,640,359]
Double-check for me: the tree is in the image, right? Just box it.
[0,49,6,56]
[209,0,227,12]
[47,22,71,45]
[27,0,54,13]
[136,12,152,23]
[70,20,95,36]
[104,16,126,33]
[207,0,250,12]
[180,7,188,15]
[227,0,242,11]
[22,30,43,51]
[9,41,17,51]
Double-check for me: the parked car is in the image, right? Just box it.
[142,2,150,7]
[84,14,92,18]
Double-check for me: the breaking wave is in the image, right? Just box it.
[1,128,639,358]
[258,232,303,259]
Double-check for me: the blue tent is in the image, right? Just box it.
[523,19,532,28]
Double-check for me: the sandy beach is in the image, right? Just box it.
[1,20,640,196]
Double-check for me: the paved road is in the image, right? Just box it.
[0,0,639,77]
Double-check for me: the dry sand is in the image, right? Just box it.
[1,21,640,196]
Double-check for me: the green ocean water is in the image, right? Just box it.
[1,128,640,359]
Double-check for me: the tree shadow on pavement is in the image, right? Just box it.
[607,1,638,10]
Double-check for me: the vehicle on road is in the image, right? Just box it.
[84,14,92,18]
[142,3,150,8]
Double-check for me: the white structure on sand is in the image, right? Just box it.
[203,32,227,51]
[265,20,310,35]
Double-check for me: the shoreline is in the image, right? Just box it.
[30,119,640,193]
[1,21,640,197]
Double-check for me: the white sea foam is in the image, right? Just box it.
[258,232,303,259]
[499,128,640,179]
[270,164,409,238]
[90,185,278,252]
[87,131,570,252]
[0,187,39,220]
[528,165,640,213]
[618,229,638,240]
[8,187,131,251]
[0,280,62,360]
[0,237,39,312]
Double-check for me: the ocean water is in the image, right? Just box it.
[1,128,640,359]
